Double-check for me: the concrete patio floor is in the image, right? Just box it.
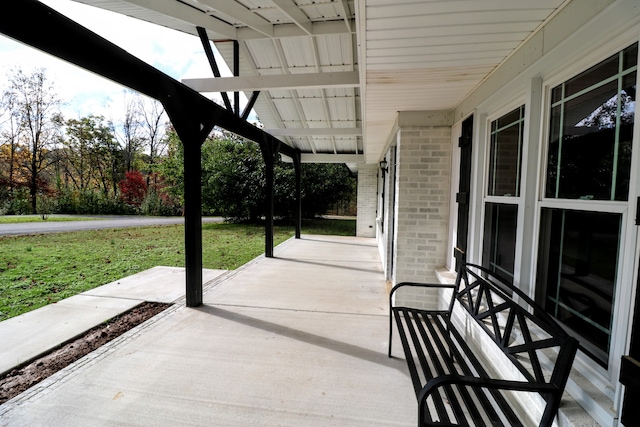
[0,267,227,377]
[0,235,415,426]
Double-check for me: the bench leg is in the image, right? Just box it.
[388,309,393,357]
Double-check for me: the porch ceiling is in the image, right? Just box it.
[70,0,570,168]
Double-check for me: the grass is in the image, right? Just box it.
[0,215,98,224]
[0,218,355,321]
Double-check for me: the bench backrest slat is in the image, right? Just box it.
[453,263,578,401]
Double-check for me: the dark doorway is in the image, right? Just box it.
[454,115,473,271]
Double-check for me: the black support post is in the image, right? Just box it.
[233,40,240,117]
[293,151,302,239]
[183,140,203,307]
[261,141,275,258]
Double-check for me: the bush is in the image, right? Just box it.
[1,188,31,215]
[54,188,134,215]
[140,188,180,216]
[36,194,56,219]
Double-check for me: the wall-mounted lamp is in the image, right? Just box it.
[379,159,388,173]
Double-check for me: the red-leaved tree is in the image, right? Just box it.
[118,170,147,207]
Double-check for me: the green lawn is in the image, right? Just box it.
[0,218,355,321]
[0,215,98,224]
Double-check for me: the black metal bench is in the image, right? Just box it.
[389,262,578,427]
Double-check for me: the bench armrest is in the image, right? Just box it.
[388,282,457,358]
[389,282,456,305]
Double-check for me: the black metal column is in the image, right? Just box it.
[293,151,302,239]
[233,40,240,117]
[260,141,275,258]
[183,140,203,307]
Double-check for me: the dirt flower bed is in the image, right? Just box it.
[0,302,170,404]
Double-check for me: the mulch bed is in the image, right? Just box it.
[0,301,170,405]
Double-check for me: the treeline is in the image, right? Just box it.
[0,67,356,221]
[159,132,356,221]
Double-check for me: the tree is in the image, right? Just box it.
[298,163,356,218]
[158,130,357,222]
[0,87,24,196]
[61,115,120,197]
[156,129,184,208]
[115,91,144,173]
[201,135,265,221]
[137,96,167,184]
[6,68,63,213]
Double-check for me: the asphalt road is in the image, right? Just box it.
[0,216,224,236]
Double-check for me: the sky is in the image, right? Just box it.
[0,0,235,122]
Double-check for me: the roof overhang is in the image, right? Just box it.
[8,0,574,171]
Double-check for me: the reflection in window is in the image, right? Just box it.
[488,106,525,197]
[537,209,621,367]
[546,43,637,201]
[482,203,517,284]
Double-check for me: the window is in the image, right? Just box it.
[482,203,517,283]
[546,44,637,201]
[538,43,637,367]
[537,209,621,366]
[488,106,525,197]
[482,106,525,283]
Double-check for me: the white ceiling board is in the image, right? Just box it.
[361,0,568,163]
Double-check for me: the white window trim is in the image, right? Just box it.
[611,45,640,416]
[533,39,640,423]
[480,103,527,286]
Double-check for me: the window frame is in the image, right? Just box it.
[536,41,640,377]
[480,102,527,285]
[542,45,637,202]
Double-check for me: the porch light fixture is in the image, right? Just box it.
[379,159,388,173]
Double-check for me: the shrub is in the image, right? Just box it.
[54,188,134,215]
[2,187,31,215]
[118,170,148,208]
[140,188,180,216]
[36,194,56,219]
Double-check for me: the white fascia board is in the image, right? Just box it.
[280,154,364,164]
[182,71,359,92]
[300,154,364,163]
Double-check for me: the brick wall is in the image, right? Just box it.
[392,111,453,307]
[356,165,378,238]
